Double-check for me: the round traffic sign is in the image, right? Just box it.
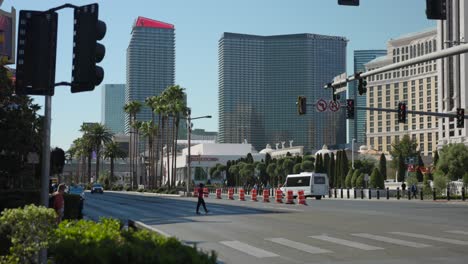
[329,100,341,112]
[316,99,327,112]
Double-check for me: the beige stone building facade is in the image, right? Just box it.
[365,29,438,157]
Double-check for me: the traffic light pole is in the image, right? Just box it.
[326,43,468,93]
[350,106,468,119]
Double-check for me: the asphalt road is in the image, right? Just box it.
[83,191,468,264]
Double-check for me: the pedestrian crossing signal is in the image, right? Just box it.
[346,99,355,119]
[456,108,464,128]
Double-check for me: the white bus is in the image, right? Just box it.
[280,172,328,200]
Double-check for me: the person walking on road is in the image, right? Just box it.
[196,183,209,215]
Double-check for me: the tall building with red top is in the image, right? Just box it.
[125,17,175,134]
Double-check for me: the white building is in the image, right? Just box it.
[164,143,265,185]
[437,0,468,147]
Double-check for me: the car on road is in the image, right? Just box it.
[91,183,104,194]
[280,172,328,200]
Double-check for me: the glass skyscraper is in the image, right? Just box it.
[218,33,347,152]
[348,50,386,144]
[125,17,175,133]
[102,84,125,134]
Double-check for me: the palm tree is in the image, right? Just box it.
[155,95,168,187]
[103,141,127,186]
[124,101,142,188]
[145,96,157,188]
[79,124,95,183]
[165,85,187,188]
[139,121,157,187]
[87,123,113,181]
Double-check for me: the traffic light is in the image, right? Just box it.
[332,88,341,102]
[297,96,306,115]
[338,0,359,6]
[71,3,106,93]
[346,99,355,119]
[397,102,407,123]
[358,78,367,95]
[15,11,58,96]
[456,108,465,128]
[426,0,446,20]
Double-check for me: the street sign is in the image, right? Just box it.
[316,99,327,112]
[329,100,341,112]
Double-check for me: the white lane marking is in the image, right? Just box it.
[446,230,468,236]
[219,241,279,258]
[309,235,384,250]
[390,232,468,245]
[351,233,431,248]
[266,238,331,254]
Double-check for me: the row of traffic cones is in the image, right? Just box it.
[208,188,307,205]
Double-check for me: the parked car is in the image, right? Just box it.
[91,183,104,194]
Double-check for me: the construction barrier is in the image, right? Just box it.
[216,188,222,199]
[228,188,234,200]
[251,189,258,201]
[263,189,270,202]
[239,188,245,201]
[286,190,294,204]
[297,190,307,205]
[203,187,209,198]
[275,189,283,203]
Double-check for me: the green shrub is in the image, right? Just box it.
[351,170,360,188]
[369,168,384,189]
[356,173,365,188]
[345,169,353,188]
[433,172,448,196]
[0,205,56,264]
[63,194,83,220]
[49,218,217,264]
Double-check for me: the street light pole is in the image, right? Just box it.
[184,108,212,196]
[351,138,356,169]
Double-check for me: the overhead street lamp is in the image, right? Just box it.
[185,108,212,196]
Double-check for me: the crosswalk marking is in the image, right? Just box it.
[266,238,332,254]
[446,230,468,236]
[351,233,431,248]
[390,232,468,246]
[309,235,384,250]
[219,241,279,258]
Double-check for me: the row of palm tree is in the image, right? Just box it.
[67,123,126,185]
[124,85,187,189]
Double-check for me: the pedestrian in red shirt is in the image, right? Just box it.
[196,183,209,214]
[53,184,66,223]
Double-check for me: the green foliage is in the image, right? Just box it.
[301,161,314,172]
[390,134,418,169]
[351,170,360,188]
[379,153,387,180]
[303,155,315,162]
[355,173,365,188]
[345,169,354,188]
[369,168,384,189]
[0,205,56,263]
[265,153,272,165]
[293,163,302,174]
[422,174,432,195]
[463,173,468,188]
[406,174,418,188]
[328,153,335,188]
[353,156,376,175]
[49,218,217,264]
[433,150,439,167]
[266,163,277,186]
[246,153,254,164]
[50,147,66,176]
[437,143,468,181]
[433,172,448,196]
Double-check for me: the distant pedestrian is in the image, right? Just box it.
[411,184,417,198]
[196,183,209,214]
[53,184,66,224]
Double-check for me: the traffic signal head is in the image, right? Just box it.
[397,102,407,123]
[332,88,341,102]
[15,11,58,96]
[71,4,106,93]
[456,108,465,128]
[338,0,359,6]
[358,78,367,95]
[426,0,446,20]
[346,99,355,119]
[297,96,306,115]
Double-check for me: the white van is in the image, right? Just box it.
[280,172,328,200]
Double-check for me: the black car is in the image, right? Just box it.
[91,184,104,194]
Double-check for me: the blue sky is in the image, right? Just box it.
[4,0,435,150]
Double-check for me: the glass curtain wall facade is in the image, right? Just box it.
[348,50,386,144]
[102,84,126,134]
[126,17,175,134]
[219,33,347,152]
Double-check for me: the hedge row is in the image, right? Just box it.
[0,205,217,264]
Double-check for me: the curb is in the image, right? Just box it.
[106,190,182,197]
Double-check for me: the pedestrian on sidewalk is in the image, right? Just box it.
[52,183,66,224]
[196,183,209,215]
[411,184,417,199]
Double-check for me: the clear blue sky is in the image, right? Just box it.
[5,0,435,150]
